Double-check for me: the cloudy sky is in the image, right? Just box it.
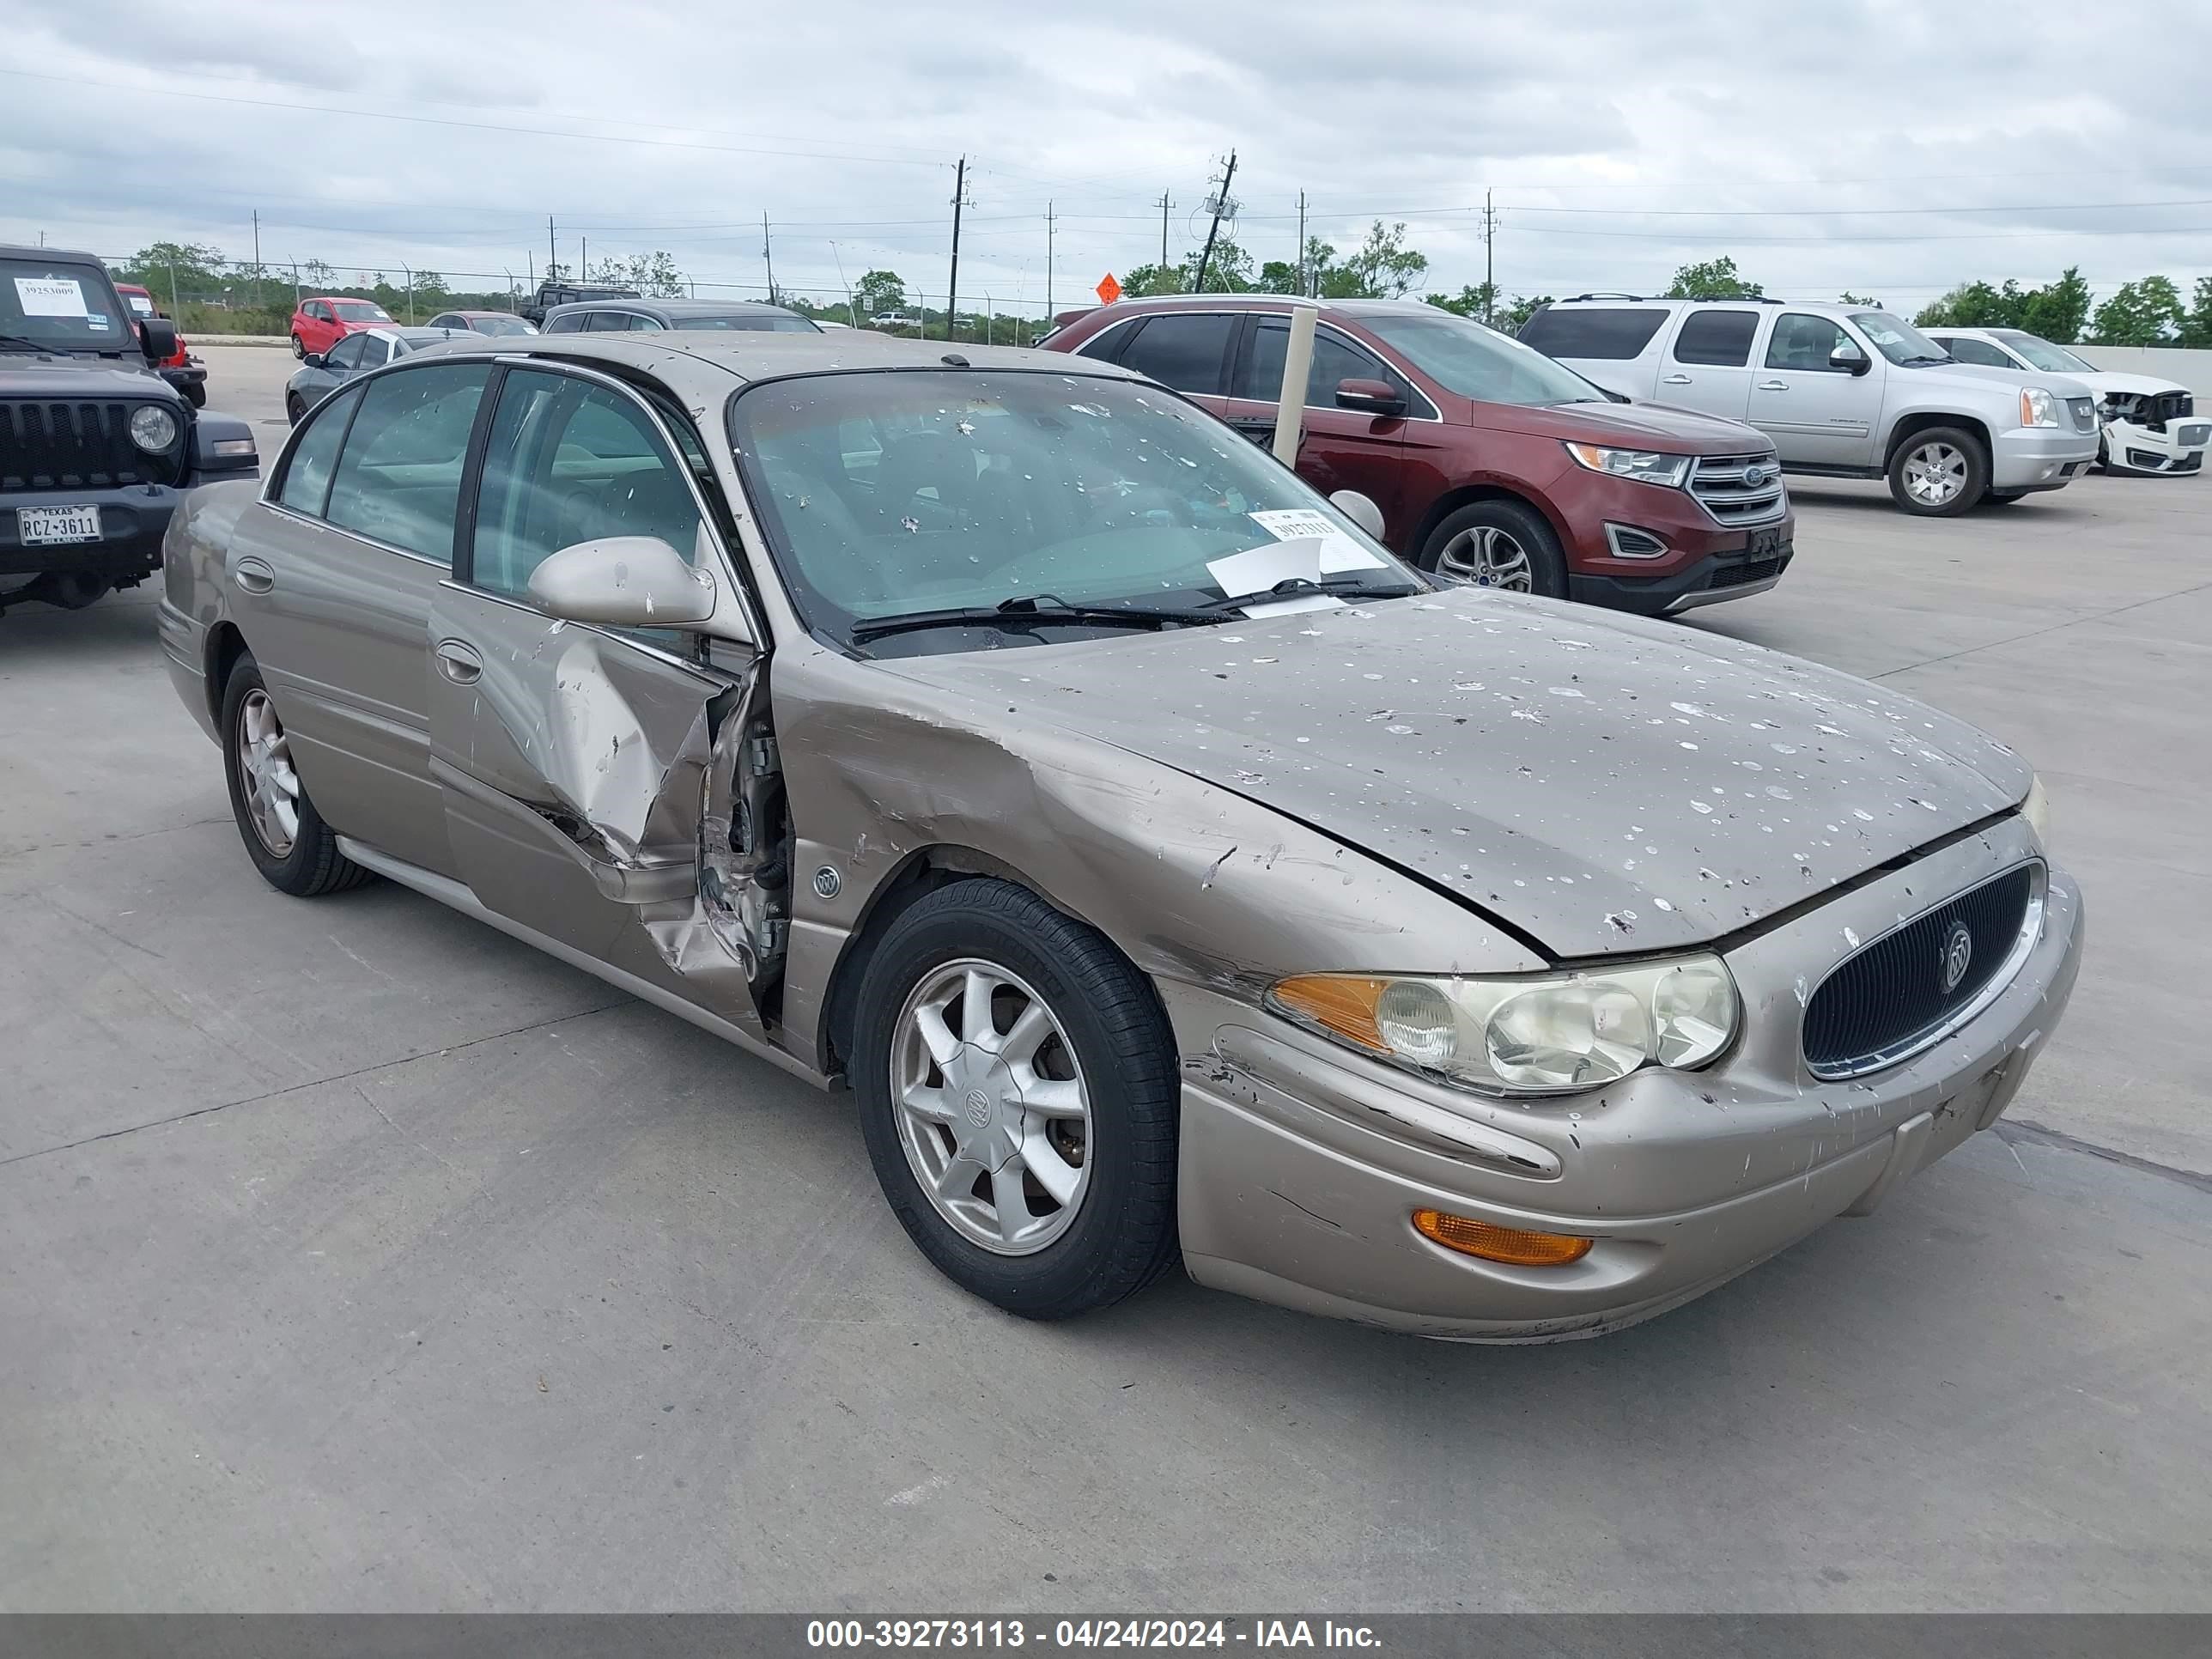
[4,0,2209,317]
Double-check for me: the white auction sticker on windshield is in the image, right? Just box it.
[1247,507,1386,572]
[15,276,90,318]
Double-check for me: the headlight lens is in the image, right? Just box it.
[1270,956,1740,1097]
[2021,775,2051,845]
[2019,388,2059,428]
[1564,441,1692,489]
[129,404,179,452]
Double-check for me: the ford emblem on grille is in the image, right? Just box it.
[1741,464,1769,488]
[1939,919,1973,994]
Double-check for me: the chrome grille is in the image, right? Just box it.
[2065,397,2097,433]
[1,399,183,492]
[1687,451,1786,526]
[1802,864,2039,1080]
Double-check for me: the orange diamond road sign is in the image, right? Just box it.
[1096,272,1122,305]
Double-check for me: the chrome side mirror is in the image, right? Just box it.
[527,535,749,642]
[1329,489,1387,540]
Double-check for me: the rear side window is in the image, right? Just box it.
[276,386,362,516]
[543,312,586,334]
[324,363,491,560]
[1115,313,1236,395]
[1517,307,1667,360]
[1672,310,1760,367]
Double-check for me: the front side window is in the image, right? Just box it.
[1765,314,1853,372]
[276,386,362,516]
[731,369,1417,648]
[587,311,637,332]
[470,369,702,600]
[1850,311,1950,367]
[325,334,370,370]
[1,257,131,354]
[1672,309,1759,367]
[1115,313,1237,395]
[1355,311,1603,406]
[323,363,491,559]
[1239,320,1414,407]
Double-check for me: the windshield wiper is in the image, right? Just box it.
[851,592,1218,644]
[1198,574,1419,613]
[1898,355,1951,367]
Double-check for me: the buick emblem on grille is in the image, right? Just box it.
[1939,920,1973,995]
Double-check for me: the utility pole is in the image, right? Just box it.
[1045,200,1054,321]
[1296,191,1306,297]
[762,212,776,304]
[251,210,261,298]
[1193,150,1237,294]
[1481,190,1498,325]
[547,216,556,282]
[581,235,589,282]
[945,155,969,343]
[1156,190,1173,286]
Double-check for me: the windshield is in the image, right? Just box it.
[678,313,820,332]
[334,301,392,324]
[731,369,1419,650]
[1995,330,2096,374]
[474,315,534,335]
[1360,309,1607,404]
[1,258,131,352]
[1850,311,1951,366]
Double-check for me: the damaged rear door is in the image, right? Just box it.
[426,361,787,1029]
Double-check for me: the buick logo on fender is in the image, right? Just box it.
[1940,920,1974,995]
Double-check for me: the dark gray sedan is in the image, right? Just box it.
[283,327,477,423]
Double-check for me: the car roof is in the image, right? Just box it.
[394,327,472,344]
[543,297,808,319]
[1,243,104,264]
[407,329,1144,400]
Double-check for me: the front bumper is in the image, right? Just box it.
[1568,541,1795,617]
[1,483,179,583]
[2102,416,2209,475]
[1166,819,2081,1340]
[1990,426,2098,492]
[1551,471,1794,617]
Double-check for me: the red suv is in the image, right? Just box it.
[289,295,396,358]
[113,283,206,406]
[1042,295,1793,615]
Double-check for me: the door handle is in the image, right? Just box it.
[434,640,483,684]
[1756,380,1788,392]
[1661,373,1692,385]
[233,557,275,594]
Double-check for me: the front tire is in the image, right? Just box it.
[221,653,371,897]
[1887,427,1989,516]
[1419,499,1568,598]
[853,879,1180,1320]
[286,392,306,425]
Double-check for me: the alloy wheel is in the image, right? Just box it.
[1902,441,1969,507]
[235,689,301,857]
[1434,526,1534,591]
[890,957,1092,1255]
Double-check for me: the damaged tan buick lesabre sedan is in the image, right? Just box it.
[160,331,2081,1340]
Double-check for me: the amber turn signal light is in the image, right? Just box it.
[1412,1208,1595,1267]
[1269,974,1391,1053]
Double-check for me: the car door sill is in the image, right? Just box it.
[334,836,831,1091]
[1780,462,1882,480]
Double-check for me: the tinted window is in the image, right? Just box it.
[1943,337,2015,368]
[587,311,635,332]
[470,369,702,600]
[324,363,490,560]
[1672,309,1759,367]
[1115,313,1236,395]
[1239,320,1410,408]
[1765,313,1852,372]
[1516,307,1668,360]
[543,312,586,334]
[276,386,361,516]
[1073,319,1138,363]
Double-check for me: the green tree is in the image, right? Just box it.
[2019,267,2092,343]
[1501,294,1553,331]
[2183,276,2212,349]
[1666,256,1761,300]
[1188,237,1255,293]
[854,270,908,315]
[1838,292,1878,307]
[2090,276,2185,344]
[1425,282,1499,321]
[1318,221,1428,299]
[1914,279,2020,328]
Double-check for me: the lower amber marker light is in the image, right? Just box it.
[1412,1209,1595,1267]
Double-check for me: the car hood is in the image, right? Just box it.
[2070,369,2188,398]
[0,357,176,399]
[1469,396,1771,453]
[873,590,2032,959]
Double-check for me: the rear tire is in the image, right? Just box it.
[1887,426,1988,517]
[1419,499,1568,599]
[221,653,372,898]
[290,332,306,359]
[852,879,1180,1320]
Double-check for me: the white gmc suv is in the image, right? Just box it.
[1520,297,2100,516]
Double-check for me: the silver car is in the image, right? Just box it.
[159,331,2081,1340]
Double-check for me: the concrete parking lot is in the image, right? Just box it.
[3,341,2208,1612]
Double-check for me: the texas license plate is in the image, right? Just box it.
[1747,525,1791,558]
[16,505,102,545]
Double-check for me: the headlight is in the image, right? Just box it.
[1563,441,1692,489]
[2019,388,2059,428]
[129,404,179,452]
[1269,956,1740,1097]
[2021,775,2051,845]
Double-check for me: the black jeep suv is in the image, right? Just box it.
[520,278,643,325]
[3,246,258,612]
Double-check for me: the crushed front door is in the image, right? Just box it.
[423,589,779,1031]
